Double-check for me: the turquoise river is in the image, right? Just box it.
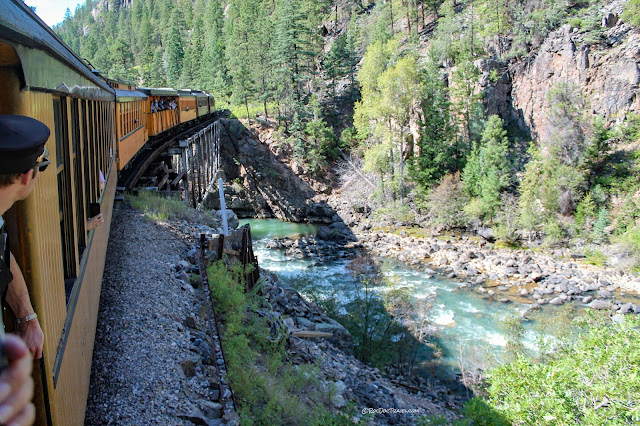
[240,219,597,377]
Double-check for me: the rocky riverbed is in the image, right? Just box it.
[265,219,640,317]
[354,228,640,315]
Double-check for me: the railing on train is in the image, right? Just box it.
[175,121,221,208]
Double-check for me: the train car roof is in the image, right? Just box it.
[137,87,178,96]
[115,89,148,101]
[177,89,196,97]
[0,0,114,101]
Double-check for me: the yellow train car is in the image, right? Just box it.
[193,90,209,118]
[107,80,148,170]
[178,89,198,124]
[1,2,117,424]
[139,87,179,137]
[208,94,216,115]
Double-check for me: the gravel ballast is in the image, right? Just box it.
[85,202,213,425]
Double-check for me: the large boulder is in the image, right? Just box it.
[315,320,354,355]
[214,209,239,230]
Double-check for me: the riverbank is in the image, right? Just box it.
[272,219,640,316]
[354,227,640,312]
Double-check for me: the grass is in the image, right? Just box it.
[207,260,359,426]
[126,190,219,227]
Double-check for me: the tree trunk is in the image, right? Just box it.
[405,0,411,36]
[244,94,250,125]
[389,0,394,36]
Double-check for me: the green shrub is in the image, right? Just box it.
[584,249,606,267]
[373,202,415,225]
[574,192,597,233]
[481,315,640,425]
[622,0,640,27]
[544,220,564,244]
[461,398,510,426]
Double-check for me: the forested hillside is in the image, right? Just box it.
[55,0,640,269]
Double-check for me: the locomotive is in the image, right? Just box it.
[0,1,216,423]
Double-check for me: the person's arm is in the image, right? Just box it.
[0,334,35,426]
[5,254,43,360]
[86,213,104,231]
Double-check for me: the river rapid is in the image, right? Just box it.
[241,219,610,377]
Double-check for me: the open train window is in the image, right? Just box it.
[70,99,86,253]
[83,101,96,206]
[53,97,77,302]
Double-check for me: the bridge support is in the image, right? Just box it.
[177,121,221,208]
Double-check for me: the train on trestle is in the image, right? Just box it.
[1,1,217,423]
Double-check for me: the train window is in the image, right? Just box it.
[70,99,86,252]
[53,97,77,298]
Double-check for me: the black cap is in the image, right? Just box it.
[0,115,50,174]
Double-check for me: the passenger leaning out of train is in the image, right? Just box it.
[0,115,47,361]
[86,170,105,231]
[0,115,50,426]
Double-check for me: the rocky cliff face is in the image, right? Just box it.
[205,119,339,223]
[485,2,639,143]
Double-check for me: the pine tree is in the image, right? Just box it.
[164,9,185,87]
[201,0,229,98]
[409,58,456,186]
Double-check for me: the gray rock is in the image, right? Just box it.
[589,300,613,310]
[549,296,564,305]
[597,289,613,299]
[618,303,634,314]
[181,358,198,378]
[477,228,495,242]
[197,400,223,419]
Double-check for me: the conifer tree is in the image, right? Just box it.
[164,9,185,87]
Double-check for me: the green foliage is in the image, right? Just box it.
[544,219,565,244]
[574,192,597,233]
[372,201,415,225]
[618,225,640,267]
[461,398,510,426]
[622,0,640,26]
[592,207,610,244]
[546,83,588,167]
[427,173,470,228]
[481,315,640,425]
[207,261,353,425]
[584,248,606,267]
[355,38,422,200]
[500,315,526,361]
[303,118,338,175]
[409,58,458,187]
[462,115,511,220]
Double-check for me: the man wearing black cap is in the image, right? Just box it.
[0,114,50,426]
[0,115,47,361]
